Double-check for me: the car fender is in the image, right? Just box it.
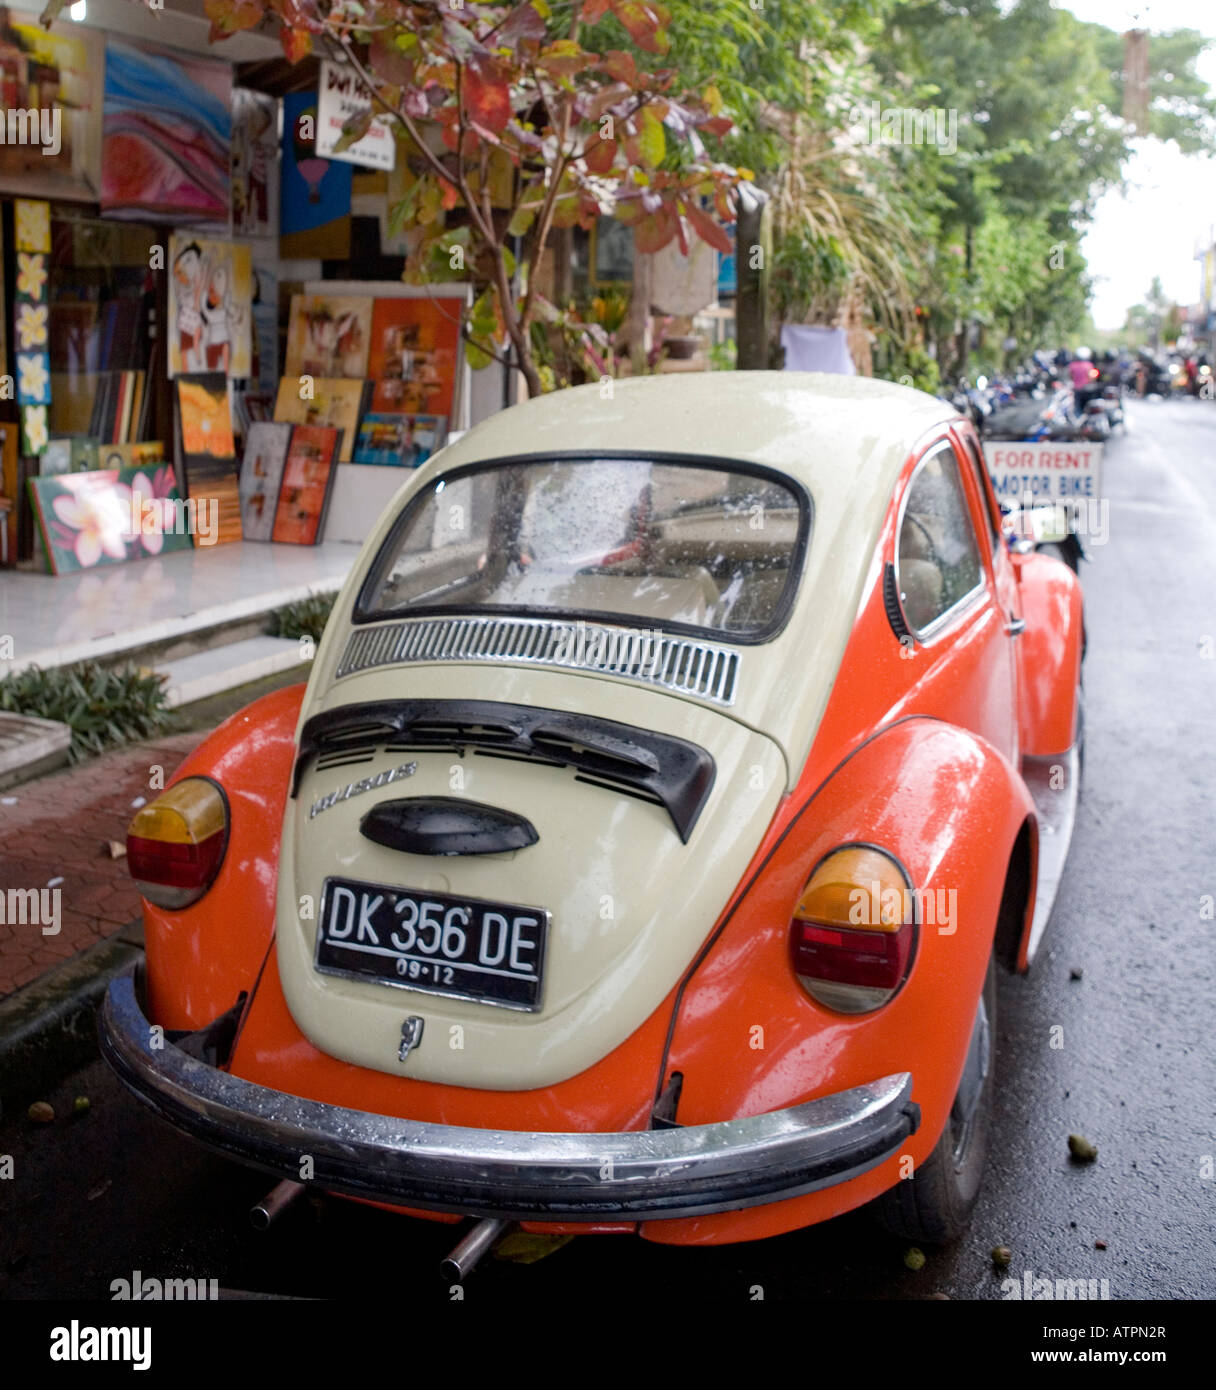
[1015,550,1084,757]
[141,684,306,1031]
[643,715,1035,1246]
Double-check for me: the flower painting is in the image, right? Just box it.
[27,466,195,575]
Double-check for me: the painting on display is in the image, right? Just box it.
[367,297,460,418]
[13,198,51,456]
[284,295,373,379]
[250,255,279,393]
[1,422,19,565]
[0,9,105,202]
[281,90,351,259]
[167,235,253,379]
[239,422,292,542]
[231,88,278,238]
[272,425,339,545]
[176,374,242,545]
[101,39,231,224]
[273,376,367,463]
[353,413,446,467]
[27,465,194,576]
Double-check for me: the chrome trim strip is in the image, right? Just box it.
[1022,743,1080,963]
[336,616,741,706]
[100,976,918,1222]
[893,440,988,645]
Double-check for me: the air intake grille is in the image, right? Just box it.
[336,617,740,706]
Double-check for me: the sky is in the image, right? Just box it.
[1061,0,1216,327]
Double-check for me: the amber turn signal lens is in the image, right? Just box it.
[790,846,917,1014]
[127,777,229,910]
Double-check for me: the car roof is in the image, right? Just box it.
[438,372,956,506]
[317,373,962,790]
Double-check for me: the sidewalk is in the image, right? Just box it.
[0,730,202,998]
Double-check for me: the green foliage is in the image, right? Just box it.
[268,594,336,643]
[0,661,172,764]
[709,338,737,371]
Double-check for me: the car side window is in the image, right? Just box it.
[962,439,1002,552]
[897,446,984,636]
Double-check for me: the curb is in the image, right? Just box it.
[0,921,144,1104]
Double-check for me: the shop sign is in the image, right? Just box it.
[315,60,397,171]
[982,441,1103,503]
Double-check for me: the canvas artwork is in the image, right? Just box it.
[168,235,253,379]
[250,256,279,393]
[14,198,51,457]
[367,297,460,417]
[273,376,367,463]
[284,295,373,379]
[239,421,292,542]
[176,374,241,546]
[99,441,165,470]
[27,464,194,575]
[232,87,278,238]
[353,413,446,467]
[0,9,105,203]
[0,421,17,564]
[101,39,231,224]
[281,90,351,259]
[176,375,236,458]
[272,425,339,545]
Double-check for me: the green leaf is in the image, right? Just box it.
[636,107,666,167]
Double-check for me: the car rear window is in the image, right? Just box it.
[356,456,809,640]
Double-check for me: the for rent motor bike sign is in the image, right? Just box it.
[982,441,1103,502]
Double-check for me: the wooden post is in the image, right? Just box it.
[735,185,771,369]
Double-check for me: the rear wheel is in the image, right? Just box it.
[874,955,996,1246]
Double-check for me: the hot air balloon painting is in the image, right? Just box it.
[280,91,351,259]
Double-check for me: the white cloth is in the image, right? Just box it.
[780,324,856,375]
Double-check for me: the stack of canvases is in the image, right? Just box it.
[272,293,456,468]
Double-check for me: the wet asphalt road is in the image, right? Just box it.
[1,398,1213,1303]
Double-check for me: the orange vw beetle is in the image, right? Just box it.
[101,374,1083,1262]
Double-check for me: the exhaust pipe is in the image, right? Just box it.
[250,1179,307,1231]
[440,1218,508,1283]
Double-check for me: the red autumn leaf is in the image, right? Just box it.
[700,115,734,138]
[580,0,612,21]
[611,0,670,55]
[464,64,512,134]
[205,0,263,40]
[634,206,677,254]
[603,50,644,90]
[538,39,594,78]
[583,135,617,175]
[685,202,732,254]
[370,29,416,88]
[280,26,312,63]
[498,1,547,46]
[440,179,461,211]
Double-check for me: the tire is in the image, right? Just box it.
[874,956,996,1246]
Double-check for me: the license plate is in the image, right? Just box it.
[315,876,549,1011]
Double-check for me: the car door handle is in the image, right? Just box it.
[1006,614,1026,637]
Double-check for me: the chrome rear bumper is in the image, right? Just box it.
[100,975,918,1222]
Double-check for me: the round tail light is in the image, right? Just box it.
[127,777,229,909]
[789,846,917,1013]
